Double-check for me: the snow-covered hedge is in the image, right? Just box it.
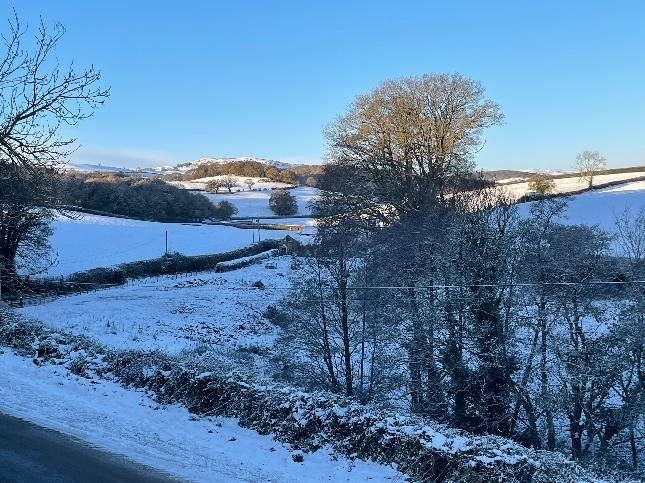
[215,249,278,272]
[31,240,281,291]
[0,308,601,482]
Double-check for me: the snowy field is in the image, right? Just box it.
[39,213,309,276]
[171,176,294,192]
[21,257,294,356]
[27,181,644,338]
[204,187,319,218]
[504,171,645,199]
[0,351,401,482]
[519,179,645,233]
[9,177,643,483]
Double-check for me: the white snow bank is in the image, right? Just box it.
[0,351,400,482]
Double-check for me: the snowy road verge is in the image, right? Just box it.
[0,310,400,482]
[0,308,598,482]
[0,351,397,482]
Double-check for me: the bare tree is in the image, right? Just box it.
[244,178,255,191]
[574,150,606,188]
[0,14,108,172]
[0,14,107,288]
[205,179,223,194]
[325,73,503,221]
[222,175,236,193]
[614,207,645,262]
[0,166,56,286]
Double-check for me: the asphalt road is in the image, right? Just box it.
[0,412,177,482]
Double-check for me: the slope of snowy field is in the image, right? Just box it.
[171,176,294,192]
[20,257,294,355]
[504,171,645,199]
[39,213,308,276]
[205,187,319,218]
[519,179,645,233]
[0,351,401,482]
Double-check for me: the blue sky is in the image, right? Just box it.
[5,1,645,170]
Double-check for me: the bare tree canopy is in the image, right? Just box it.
[0,13,109,170]
[222,175,236,193]
[574,150,606,188]
[324,73,503,218]
[205,179,224,193]
[0,12,107,290]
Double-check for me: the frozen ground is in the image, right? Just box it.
[0,351,401,482]
[20,257,295,356]
[519,179,645,233]
[204,187,319,218]
[39,212,308,276]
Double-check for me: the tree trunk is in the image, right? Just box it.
[319,285,339,390]
[630,425,638,470]
[338,247,353,397]
[408,285,424,412]
[539,296,556,450]
[569,386,584,459]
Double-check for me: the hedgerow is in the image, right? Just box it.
[0,307,603,482]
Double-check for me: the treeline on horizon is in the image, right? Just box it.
[59,172,237,222]
[175,159,323,186]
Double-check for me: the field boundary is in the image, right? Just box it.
[0,311,600,483]
[4,241,283,307]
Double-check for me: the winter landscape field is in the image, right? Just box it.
[42,212,312,276]
[2,3,645,482]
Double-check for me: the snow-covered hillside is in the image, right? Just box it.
[191,156,292,170]
[58,157,296,177]
[0,351,401,482]
[155,156,293,175]
[58,163,137,174]
[519,179,645,233]
[205,187,319,217]
[39,212,310,276]
[503,170,645,199]
[14,178,641,482]
[170,175,295,192]
[21,257,294,355]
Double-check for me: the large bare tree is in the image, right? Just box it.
[0,14,107,288]
[0,14,108,171]
[324,73,503,221]
[574,150,606,189]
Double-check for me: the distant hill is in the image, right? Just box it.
[59,163,136,174]
[153,157,293,176]
[483,169,534,182]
